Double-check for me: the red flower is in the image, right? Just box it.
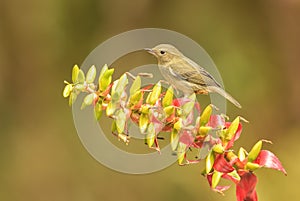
[213,154,235,173]
[207,115,225,128]
[205,139,287,201]
[253,150,287,175]
[236,171,258,201]
[207,173,231,194]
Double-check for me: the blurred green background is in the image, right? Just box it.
[1,0,299,200]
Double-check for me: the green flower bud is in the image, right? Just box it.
[206,151,215,174]
[200,105,212,126]
[212,144,224,154]
[162,86,174,107]
[248,140,262,162]
[246,162,261,171]
[212,171,222,189]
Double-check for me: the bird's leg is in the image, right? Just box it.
[173,86,180,96]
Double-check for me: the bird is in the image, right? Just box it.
[144,44,241,108]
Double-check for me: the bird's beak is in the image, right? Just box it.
[144,48,155,56]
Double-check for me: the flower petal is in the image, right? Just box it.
[236,171,258,201]
[207,174,231,195]
[253,150,287,175]
[213,154,235,173]
[223,170,240,184]
[179,130,194,146]
[172,97,191,107]
[207,115,225,128]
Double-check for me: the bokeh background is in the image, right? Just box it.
[1,0,299,200]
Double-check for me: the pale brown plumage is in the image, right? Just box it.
[145,44,241,108]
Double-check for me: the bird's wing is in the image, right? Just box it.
[170,56,221,88]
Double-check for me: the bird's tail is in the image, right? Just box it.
[207,86,242,108]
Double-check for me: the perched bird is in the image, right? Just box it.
[145,44,241,108]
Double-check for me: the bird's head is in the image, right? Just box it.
[144,44,182,65]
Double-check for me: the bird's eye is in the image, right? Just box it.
[160,50,166,55]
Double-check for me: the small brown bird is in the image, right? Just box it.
[145,44,241,108]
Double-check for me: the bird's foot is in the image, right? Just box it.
[195,89,209,95]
